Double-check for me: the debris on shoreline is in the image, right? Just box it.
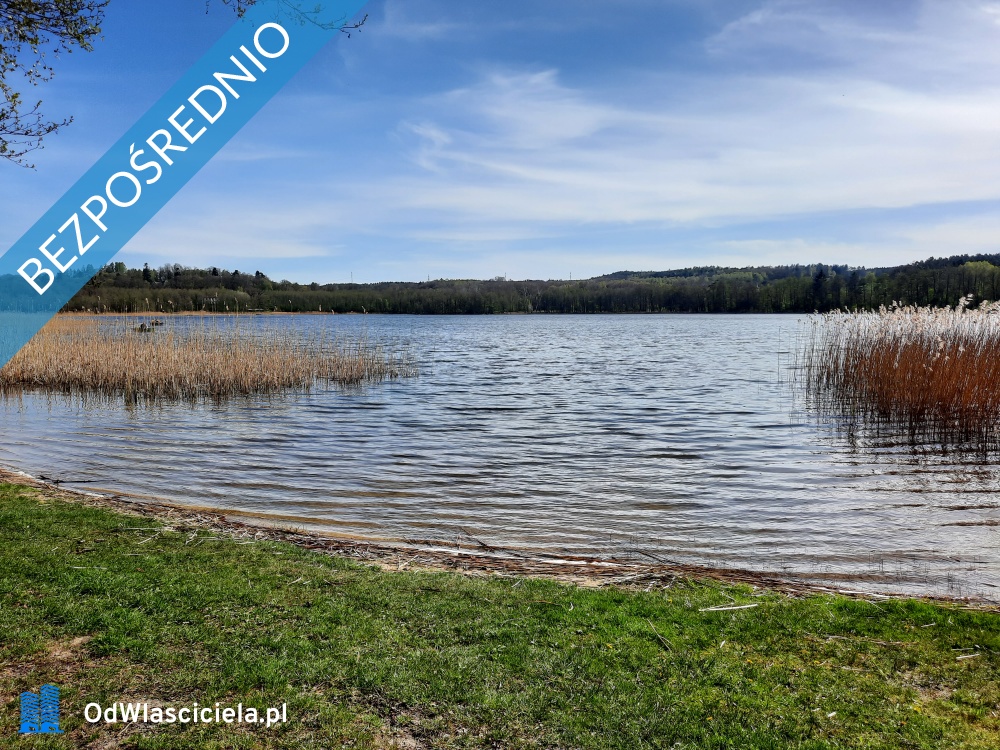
[3,468,995,610]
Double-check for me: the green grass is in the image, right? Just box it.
[1,484,998,749]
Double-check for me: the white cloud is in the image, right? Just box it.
[123,196,342,263]
[376,2,468,40]
[708,0,1000,88]
[717,212,1000,270]
[893,214,1000,256]
[370,71,1000,227]
[315,0,994,250]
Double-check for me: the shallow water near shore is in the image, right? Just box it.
[1,314,997,600]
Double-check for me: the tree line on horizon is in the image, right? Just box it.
[58,254,1000,314]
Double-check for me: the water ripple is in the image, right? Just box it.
[1,314,997,599]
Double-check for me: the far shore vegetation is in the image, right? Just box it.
[0,316,414,401]
[2,481,999,749]
[49,253,1000,314]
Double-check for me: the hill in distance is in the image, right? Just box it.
[62,253,1000,315]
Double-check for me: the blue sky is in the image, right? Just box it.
[2,0,1000,283]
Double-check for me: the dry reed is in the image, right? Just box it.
[0,316,415,401]
[802,296,1000,446]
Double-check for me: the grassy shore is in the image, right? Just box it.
[2,483,998,749]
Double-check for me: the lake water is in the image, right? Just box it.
[1,314,997,600]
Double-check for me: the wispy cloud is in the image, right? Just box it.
[371,72,1000,225]
[329,0,1000,251]
[375,1,470,40]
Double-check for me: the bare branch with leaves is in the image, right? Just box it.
[0,0,108,166]
[214,0,368,34]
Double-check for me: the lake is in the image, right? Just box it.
[1,314,997,600]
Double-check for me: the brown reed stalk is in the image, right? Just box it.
[802,296,1000,446]
[0,316,416,402]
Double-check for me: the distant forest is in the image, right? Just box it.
[62,254,1000,314]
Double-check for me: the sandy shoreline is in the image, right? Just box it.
[3,466,996,610]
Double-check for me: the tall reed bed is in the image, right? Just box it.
[0,316,415,402]
[802,297,1000,446]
